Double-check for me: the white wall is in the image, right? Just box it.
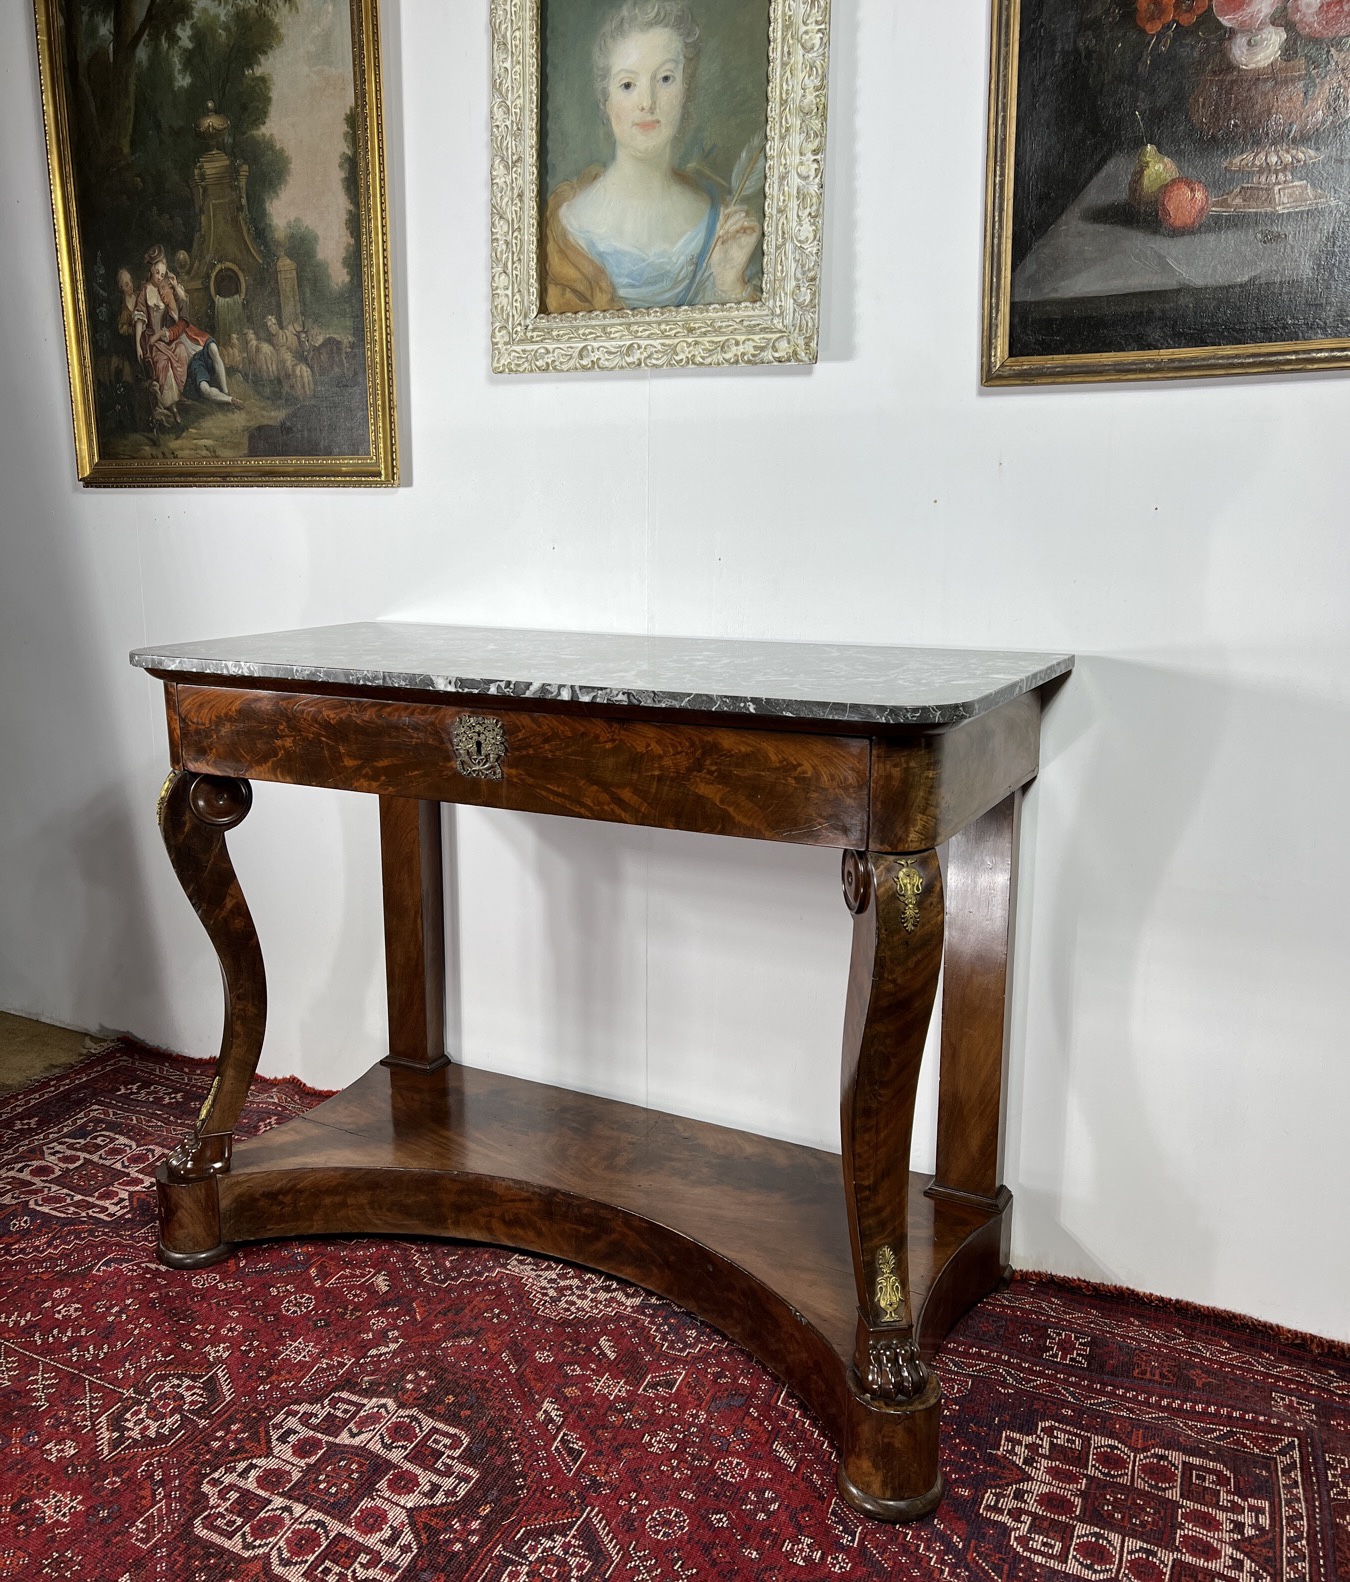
[2,1,1347,1342]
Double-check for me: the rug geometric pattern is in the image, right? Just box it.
[1,1041,1346,1580]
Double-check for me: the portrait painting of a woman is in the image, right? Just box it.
[543,0,766,314]
[495,0,825,371]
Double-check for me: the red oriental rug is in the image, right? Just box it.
[1,1041,1347,1581]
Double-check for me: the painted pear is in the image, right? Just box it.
[1128,144,1181,215]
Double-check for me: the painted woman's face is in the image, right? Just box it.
[604,28,686,160]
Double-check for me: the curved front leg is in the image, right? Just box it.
[838,848,945,1520]
[154,772,266,1264]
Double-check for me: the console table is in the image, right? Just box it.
[130,623,1072,1522]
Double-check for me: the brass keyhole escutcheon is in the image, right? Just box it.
[451,714,507,780]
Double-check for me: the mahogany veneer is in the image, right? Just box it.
[134,622,1071,1524]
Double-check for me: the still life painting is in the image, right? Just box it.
[34,0,396,484]
[491,0,831,373]
[984,0,1350,382]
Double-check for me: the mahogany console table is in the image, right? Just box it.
[131,623,1072,1522]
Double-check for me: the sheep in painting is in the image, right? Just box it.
[245,330,277,384]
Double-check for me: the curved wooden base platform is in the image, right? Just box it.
[156,1059,1010,1518]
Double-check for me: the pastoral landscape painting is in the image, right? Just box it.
[36,0,396,483]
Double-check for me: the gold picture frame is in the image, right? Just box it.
[34,0,397,485]
[984,0,1350,386]
[490,0,831,374]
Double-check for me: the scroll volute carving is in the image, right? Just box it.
[158,771,266,1183]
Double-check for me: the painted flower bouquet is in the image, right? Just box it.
[1131,0,1350,69]
[1115,0,1350,213]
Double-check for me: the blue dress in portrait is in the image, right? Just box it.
[563,198,721,310]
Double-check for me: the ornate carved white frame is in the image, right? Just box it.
[490,0,831,373]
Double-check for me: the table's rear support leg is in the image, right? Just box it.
[379,797,448,1071]
[154,770,266,1268]
[929,791,1019,1219]
[837,848,945,1521]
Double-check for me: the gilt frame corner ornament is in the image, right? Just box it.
[489,0,832,375]
[34,0,397,487]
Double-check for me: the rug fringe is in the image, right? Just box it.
[118,1034,339,1099]
[1011,1269,1350,1360]
[1,1033,337,1102]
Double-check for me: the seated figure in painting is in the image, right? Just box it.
[132,245,240,415]
[545,0,761,313]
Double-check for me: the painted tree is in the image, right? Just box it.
[66,0,298,155]
[341,106,365,357]
[61,0,298,277]
[62,0,193,170]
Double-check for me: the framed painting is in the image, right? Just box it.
[490,0,831,373]
[984,0,1350,384]
[34,0,396,485]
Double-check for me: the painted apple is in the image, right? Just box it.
[1158,177,1211,233]
[1288,0,1350,38]
[1214,0,1278,26]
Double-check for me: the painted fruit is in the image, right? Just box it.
[1158,177,1211,232]
[1128,144,1182,213]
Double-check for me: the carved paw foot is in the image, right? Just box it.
[165,1131,232,1182]
[864,1335,929,1403]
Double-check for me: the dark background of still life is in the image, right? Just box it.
[57,0,371,463]
[1010,0,1350,360]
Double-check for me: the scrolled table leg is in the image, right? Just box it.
[838,847,946,1520]
[154,770,266,1267]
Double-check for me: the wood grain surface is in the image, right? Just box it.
[379,797,448,1070]
[931,793,1021,1208]
[216,1061,1002,1430]
[869,691,1040,852]
[172,685,871,848]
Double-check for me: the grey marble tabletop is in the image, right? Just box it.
[130,622,1073,728]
